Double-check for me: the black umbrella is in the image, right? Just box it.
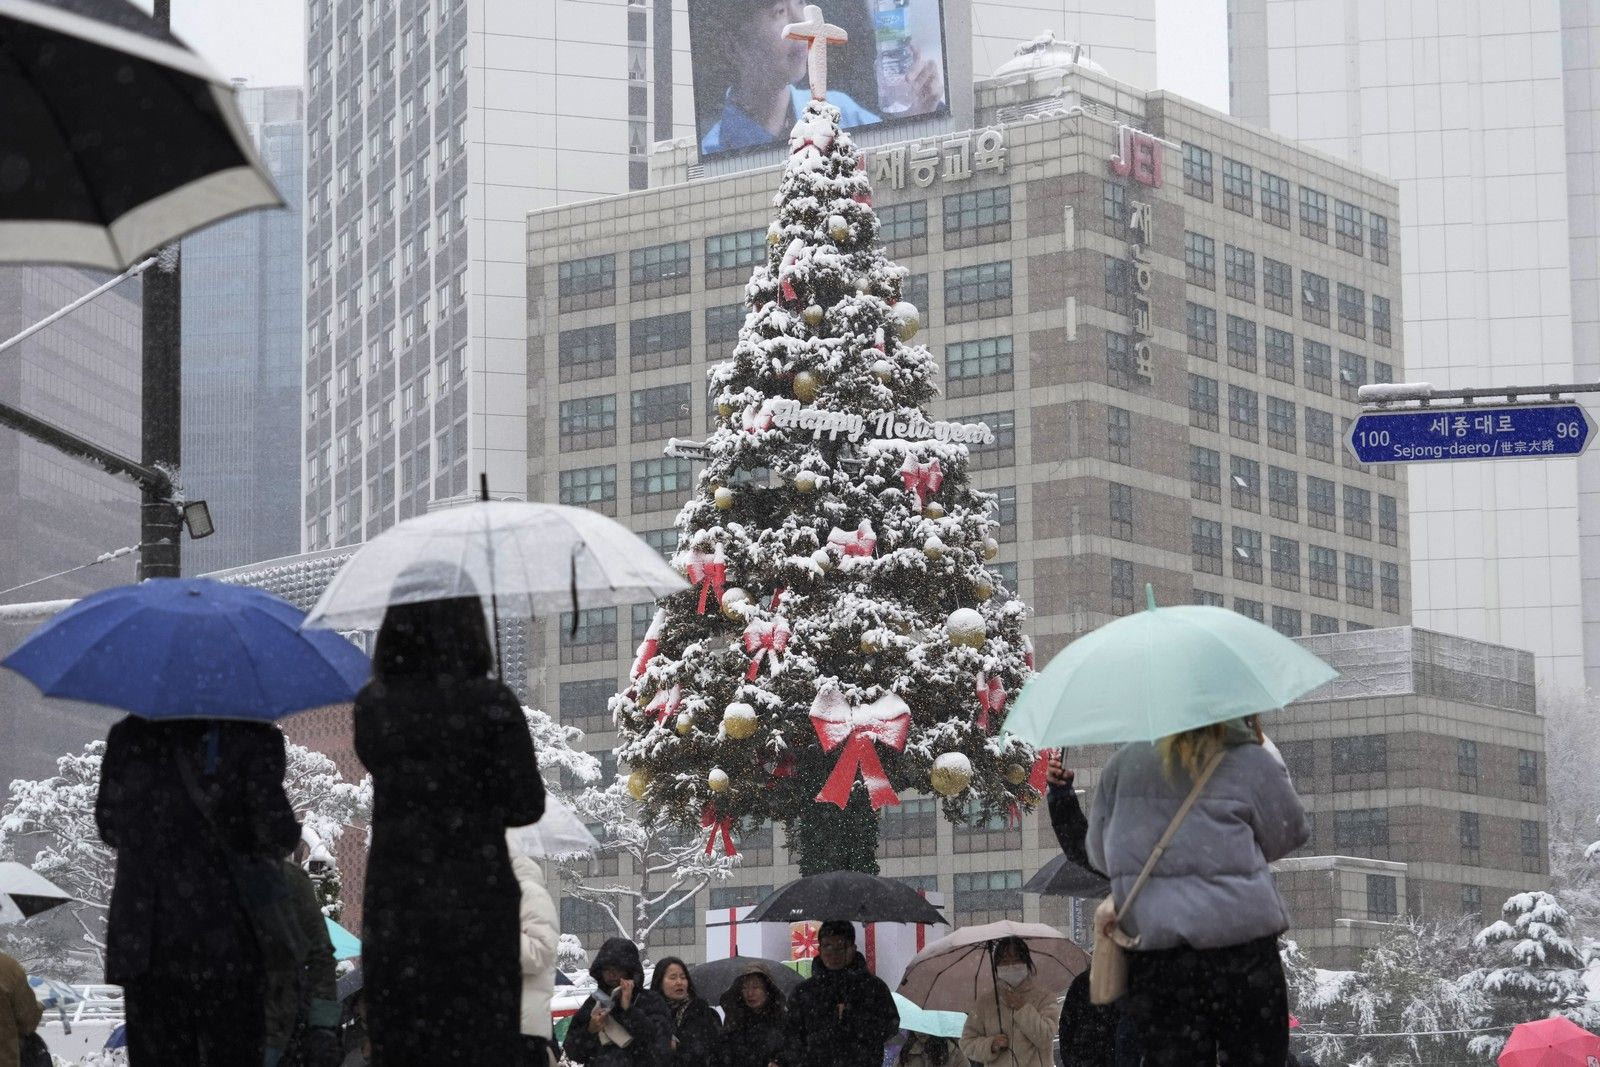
[1,0,283,270]
[1021,853,1111,899]
[746,871,946,926]
[0,861,72,921]
[690,956,804,1006]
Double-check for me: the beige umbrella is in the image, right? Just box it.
[896,919,1088,1013]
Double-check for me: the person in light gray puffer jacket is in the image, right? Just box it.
[1085,716,1308,1067]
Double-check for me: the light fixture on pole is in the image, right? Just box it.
[181,501,215,540]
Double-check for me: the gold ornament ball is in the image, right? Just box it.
[870,358,894,382]
[722,702,758,740]
[811,548,834,572]
[803,304,825,328]
[859,631,882,653]
[982,537,1000,561]
[675,713,693,736]
[946,607,987,648]
[708,768,730,793]
[828,214,850,243]
[922,502,945,519]
[974,579,995,601]
[714,486,736,511]
[717,399,735,418]
[793,370,822,403]
[923,537,945,561]
[719,587,751,620]
[854,276,872,293]
[767,224,782,245]
[930,753,974,797]
[627,769,650,800]
[892,301,922,341]
[1004,763,1028,786]
[794,470,819,493]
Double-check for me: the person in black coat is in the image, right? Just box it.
[718,963,788,1067]
[563,937,673,1066]
[785,921,899,1067]
[650,957,720,1067]
[354,587,545,1065]
[95,716,300,1065]
[1046,756,1141,1067]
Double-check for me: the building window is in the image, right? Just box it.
[1230,455,1260,512]
[1268,466,1299,521]
[1456,738,1479,779]
[558,607,618,664]
[558,395,618,451]
[1189,373,1219,432]
[1338,285,1367,338]
[944,262,1012,322]
[1307,476,1336,530]
[630,311,693,372]
[952,870,1023,925]
[1261,328,1294,386]
[1459,811,1481,863]
[560,897,616,943]
[1303,341,1333,397]
[1461,884,1483,918]
[1521,820,1542,870]
[1345,553,1374,607]
[559,324,617,383]
[642,528,678,559]
[558,465,617,514]
[1302,271,1330,326]
[1374,360,1394,386]
[1380,560,1401,613]
[1379,494,1399,545]
[630,383,692,440]
[1263,257,1293,315]
[879,201,928,257]
[1233,526,1263,583]
[709,883,775,911]
[1306,613,1337,635]
[1102,180,1126,224]
[1191,446,1222,503]
[1271,605,1302,637]
[1261,172,1291,228]
[1333,809,1389,850]
[991,485,1017,542]
[1372,295,1393,347]
[1519,749,1540,789]
[1271,536,1301,592]
[1333,734,1387,775]
[944,186,1011,248]
[1225,245,1256,302]
[1182,143,1213,200]
[1259,398,1296,456]
[1338,351,1368,402]
[1187,302,1218,360]
[1343,486,1372,540]
[1193,590,1224,608]
[1107,407,1132,465]
[1110,559,1137,614]
[631,457,694,512]
[1185,231,1216,288]
[946,335,1014,397]
[629,241,692,297]
[956,796,1022,853]
[705,228,765,286]
[1228,385,1259,443]
[1226,316,1257,372]
[1108,483,1135,540]
[1370,213,1391,264]
[1335,200,1365,255]
[1232,598,1263,622]
[1222,158,1253,214]
[706,303,745,347]
[967,410,1016,469]
[1299,186,1329,241]
[1192,518,1223,575]
[1105,331,1142,391]
[879,797,938,857]
[1309,545,1338,599]
[904,273,929,314]
[560,678,617,735]
[558,253,616,312]
[1367,874,1397,920]
[1103,256,1133,315]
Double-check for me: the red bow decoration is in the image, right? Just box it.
[809,687,911,810]
[1028,748,1054,795]
[683,546,727,614]
[701,804,737,857]
[743,616,792,680]
[791,921,821,960]
[761,750,798,786]
[741,401,775,434]
[899,456,944,511]
[976,674,1007,731]
[631,609,665,679]
[646,684,682,729]
[770,586,787,610]
[826,519,877,558]
[779,238,804,304]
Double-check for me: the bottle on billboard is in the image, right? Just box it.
[874,0,914,114]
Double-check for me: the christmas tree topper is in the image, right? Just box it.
[783,5,848,100]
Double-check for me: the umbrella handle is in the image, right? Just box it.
[480,474,504,680]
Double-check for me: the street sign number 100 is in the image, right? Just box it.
[1357,430,1390,448]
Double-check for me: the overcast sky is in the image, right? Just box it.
[136,0,1230,116]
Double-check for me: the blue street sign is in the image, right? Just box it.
[1346,403,1597,464]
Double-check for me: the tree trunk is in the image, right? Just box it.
[789,788,881,875]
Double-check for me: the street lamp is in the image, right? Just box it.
[181,501,215,540]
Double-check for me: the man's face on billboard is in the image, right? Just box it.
[732,0,809,89]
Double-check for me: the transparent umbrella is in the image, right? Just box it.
[506,794,601,860]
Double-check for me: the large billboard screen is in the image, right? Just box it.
[688,0,950,159]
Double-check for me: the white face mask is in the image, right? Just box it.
[996,964,1029,987]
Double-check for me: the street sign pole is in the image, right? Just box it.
[1346,402,1598,465]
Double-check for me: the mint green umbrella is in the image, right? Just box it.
[325,916,361,961]
[1003,586,1337,747]
[892,992,966,1039]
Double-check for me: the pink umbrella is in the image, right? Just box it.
[896,920,1089,1012]
[1499,1016,1600,1067]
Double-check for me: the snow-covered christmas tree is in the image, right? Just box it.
[1459,890,1600,1058]
[614,6,1038,875]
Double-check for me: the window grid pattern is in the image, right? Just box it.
[1192,518,1223,575]
[1185,231,1216,289]
[631,457,694,512]
[1228,385,1259,443]
[630,311,692,372]
[1222,158,1253,214]
[1231,455,1261,512]
[946,335,1014,396]
[1345,553,1374,607]
[1109,483,1135,541]
[1233,526,1263,583]
[1300,187,1329,241]
[558,253,616,311]
[879,201,928,256]
[1187,302,1218,360]
[1304,341,1333,397]
[1302,271,1330,326]
[705,228,765,286]
[558,465,617,515]
[944,186,1011,248]
[1107,407,1132,465]
[1261,173,1291,227]
[1183,143,1213,200]
[944,262,1013,322]
[1263,257,1292,314]
[1335,200,1365,255]
[558,395,617,451]
[1226,316,1257,372]
[1338,284,1367,339]
[1191,446,1222,503]
[630,383,692,439]
[1189,373,1219,432]
[1344,485,1373,540]
[967,410,1016,469]
[1266,396,1296,453]
[1271,536,1301,592]
[1307,475,1336,532]
[1269,466,1299,521]
[629,241,692,297]
[558,324,616,383]
[1265,327,1295,384]
[1225,245,1255,302]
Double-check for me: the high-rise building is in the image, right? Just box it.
[183,85,307,575]
[1226,0,1594,691]
[524,58,1430,958]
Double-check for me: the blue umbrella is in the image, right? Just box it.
[326,916,361,961]
[2,578,370,721]
[105,1023,127,1049]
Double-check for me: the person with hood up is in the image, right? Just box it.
[784,921,898,1067]
[718,963,788,1067]
[263,860,341,1067]
[354,581,545,1065]
[895,1031,959,1067]
[649,957,720,1067]
[957,936,1058,1067]
[1085,716,1309,1066]
[562,937,673,1066]
[507,831,560,1067]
